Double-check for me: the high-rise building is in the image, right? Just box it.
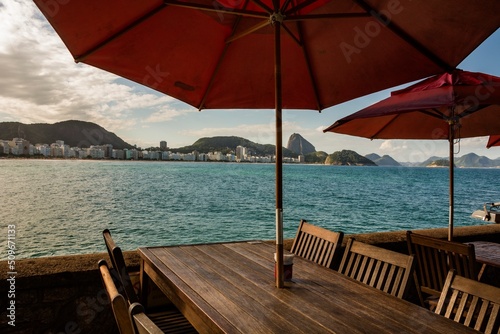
[160,141,167,150]
[236,145,246,160]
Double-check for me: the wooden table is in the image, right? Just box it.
[468,241,500,268]
[138,241,479,333]
[467,241,500,285]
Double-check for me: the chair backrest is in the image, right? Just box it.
[406,231,477,298]
[291,219,344,269]
[338,238,415,299]
[103,229,139,304]
[435,270,500,334]
[129,303,164,334]
[98,260,135,334]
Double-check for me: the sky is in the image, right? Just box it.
[1,1,499,162]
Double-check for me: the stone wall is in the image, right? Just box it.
[1,224,499,333]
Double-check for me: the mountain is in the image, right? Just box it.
[365,153,401,166]
[455,153,500,168]
[286,133,316,155]
[325,150,377,166]
[428,159,450,167]
[304,151,328,163]
[0,120,133,149]
[173,136,295,157]
[419,153,500,168]
[418,156,445,167]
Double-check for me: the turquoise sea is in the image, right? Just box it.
[1,159,499,260]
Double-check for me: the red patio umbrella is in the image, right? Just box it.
[324,70,500,241]
[487,135,500,148]
[33,0,500,286]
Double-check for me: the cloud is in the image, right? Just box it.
[0,1,186,133]
[143,107,197,123]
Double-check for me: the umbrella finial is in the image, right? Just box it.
[270,12,285,26]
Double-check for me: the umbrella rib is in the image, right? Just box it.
[281,23,301,45]
[488,136,500,148]
[350,0,455,72]
[74,4,167,62]
[249,0,273,14]
[226,20,270,43]
[458,104,490,119]
[295,21,322,111]
[284,0,318,15]
[281,0,293,13]
[285,13,370,21]
[165,0,268,19]
[370,114,400,139]
[199,7,248,109]
[419,108,448,120]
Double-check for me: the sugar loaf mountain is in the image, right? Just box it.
[1,120,500,167]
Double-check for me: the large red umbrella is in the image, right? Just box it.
[487,135,500,148]
[324,70,500,241]
[34,0,500,286]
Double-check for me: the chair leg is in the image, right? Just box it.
[413,272,425,307]
[477,263,486,282]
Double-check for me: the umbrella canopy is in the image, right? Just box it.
[34,0,500,286]
[487,135,500,148]
[324,70,500,241]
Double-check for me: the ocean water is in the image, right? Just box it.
[1,159,499,260]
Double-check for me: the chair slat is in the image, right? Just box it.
[339,238,415,299]
[290,220,344,269]
[407,231,478,308]
[435,270,500,334]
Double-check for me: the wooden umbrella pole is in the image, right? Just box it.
[274,14,284,288]
[448,120,455,241]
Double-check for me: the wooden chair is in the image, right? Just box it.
[291,219,344,269]
[129,302,199,334]
[338,238,415,299]
[98,259,135,334]
[103,229,139,304]
[102,229,197,333]
[129,303,166,334]
[406,231,478,307]
[435,270,500,333]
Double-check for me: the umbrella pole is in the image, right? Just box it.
[448,122,454,241]
[274,16,284,288]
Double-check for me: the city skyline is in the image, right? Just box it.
[1,1,499,162]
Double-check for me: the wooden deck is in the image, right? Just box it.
[139,241,480,333]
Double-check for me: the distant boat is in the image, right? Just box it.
[471,202,500,223]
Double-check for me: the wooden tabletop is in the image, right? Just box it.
[468,241,500,268]
[138,241,479,334]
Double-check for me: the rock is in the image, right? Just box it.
[286,133,316,155]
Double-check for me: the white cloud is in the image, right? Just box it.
[0,1,186,134]
[143,107,196,123]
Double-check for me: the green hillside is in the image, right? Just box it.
[0,120,133,149]
[173,136,296,157]
[325,150,376,166]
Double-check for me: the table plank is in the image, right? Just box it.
[140,247,235,333]
[226,242,459,334]
[157,247,274,334]
[468,241,500,268]
[194,243,354,333]
[180,244,336,334]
